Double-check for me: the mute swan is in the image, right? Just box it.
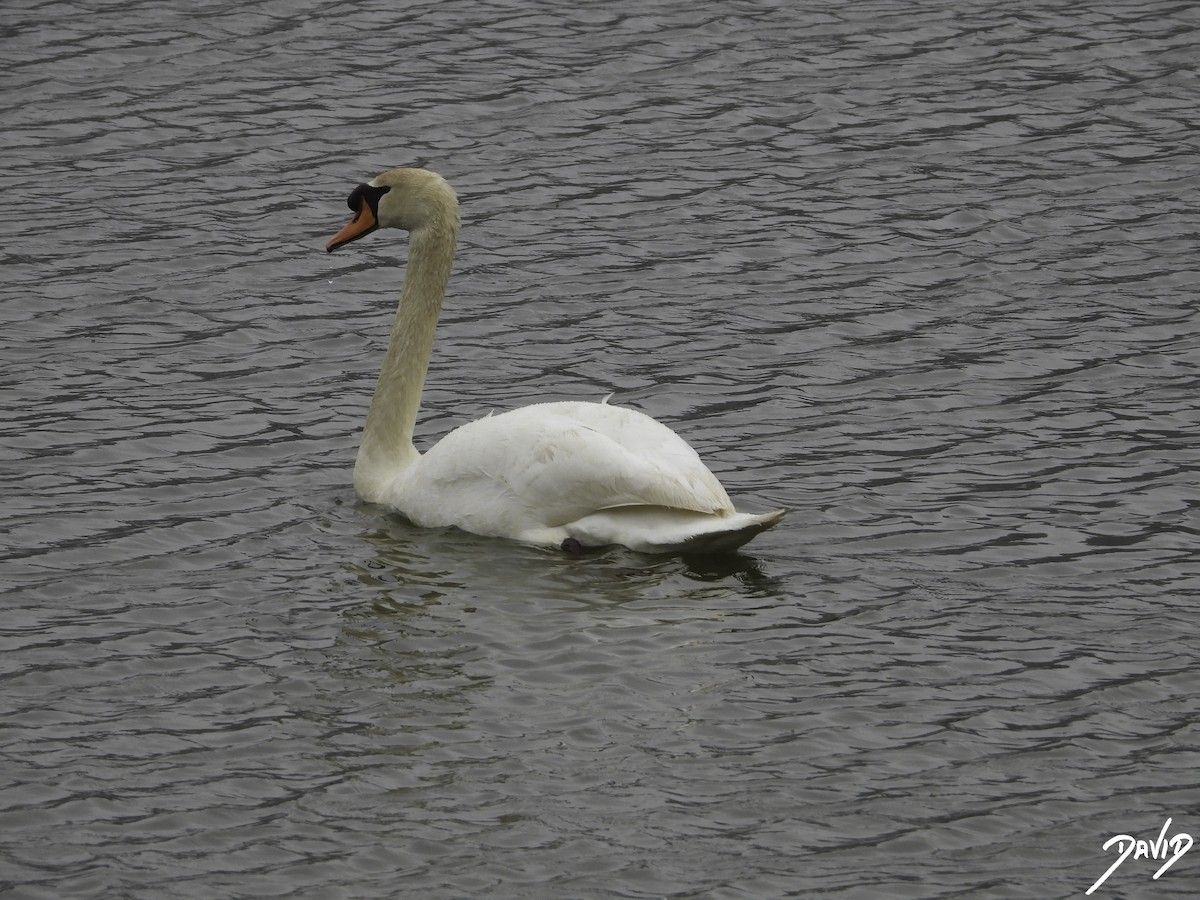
[327,167,784,554]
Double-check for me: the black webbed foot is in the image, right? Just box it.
[561,537,585,557]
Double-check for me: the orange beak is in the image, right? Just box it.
[327,199,378,252]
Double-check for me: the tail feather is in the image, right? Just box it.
[672,510,785,555]
[565,507,785,555]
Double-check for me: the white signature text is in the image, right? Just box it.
[1086,817,1192,895]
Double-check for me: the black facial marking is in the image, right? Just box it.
[345,183,391,217]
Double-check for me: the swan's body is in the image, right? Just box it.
[327,167,783,554]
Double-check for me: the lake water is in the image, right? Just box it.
[2,0,1199,897]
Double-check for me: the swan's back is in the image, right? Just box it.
[387,400,743,546]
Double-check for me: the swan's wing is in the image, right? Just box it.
[523,401,735,512]
[510,408,734,520]
[391,402,734,536]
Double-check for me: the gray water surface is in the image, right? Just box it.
[3,0,1199,897]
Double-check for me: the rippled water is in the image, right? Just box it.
[3,0,1199,897]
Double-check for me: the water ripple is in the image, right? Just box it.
[2,0,1199,897]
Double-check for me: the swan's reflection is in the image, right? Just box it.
[345,507,786,615]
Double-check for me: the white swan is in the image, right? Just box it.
[327,167,784,554]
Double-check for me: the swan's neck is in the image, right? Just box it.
[354,223,457,501]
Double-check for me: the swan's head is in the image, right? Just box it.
[326,167,459,252]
